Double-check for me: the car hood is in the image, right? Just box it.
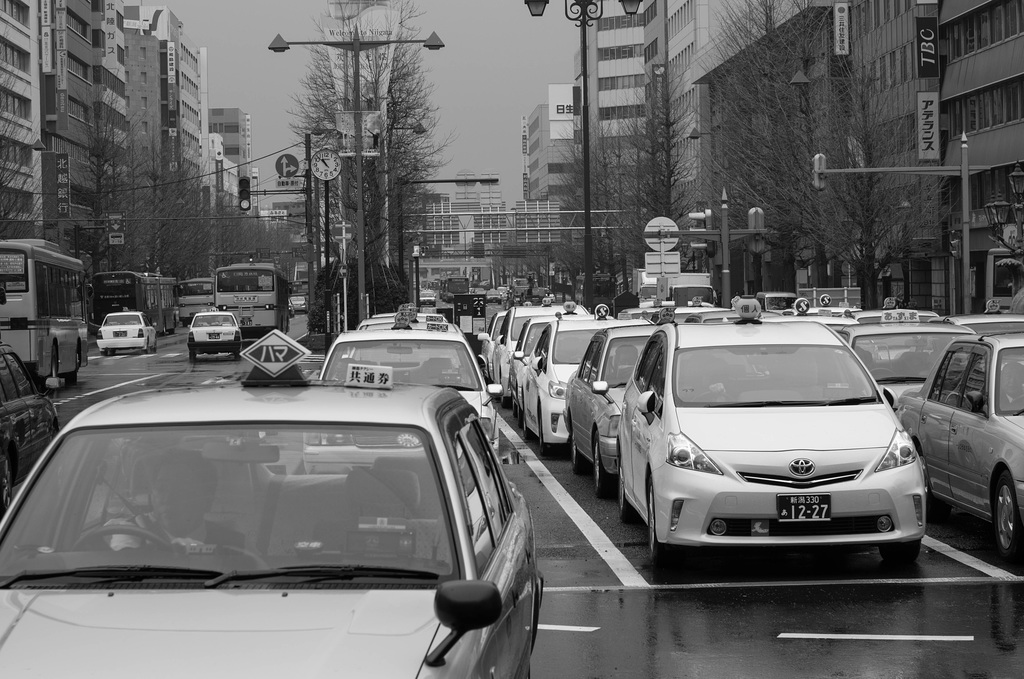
[0,589,439,677]
[551,364,578,384]
[677,406,896,452]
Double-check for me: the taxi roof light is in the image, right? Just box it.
[595,304,610,320]
[732,295,762,324]
[562,300,578,315]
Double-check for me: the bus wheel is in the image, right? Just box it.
[63,345,81,386]
[49,344,60,379]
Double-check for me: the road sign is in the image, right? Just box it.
[275,153,300,178]
[108,232,124,246]
[644,217,680,252]
[107,212,124,245]
[240,329,311,377]
[644,251,681,275]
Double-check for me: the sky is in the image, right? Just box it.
[165,0,579,205]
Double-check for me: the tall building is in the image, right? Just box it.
[123,5,203,175]
[208,108,251,169]
[524,85,576,206]
[419,173,503,285]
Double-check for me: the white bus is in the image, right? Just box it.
[176,277,215,327]
[214,262,289,339]
[0,239,89,385]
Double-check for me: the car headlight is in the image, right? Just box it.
[666,432,722,474]
[875,429,917,472]
[548,381,568,399]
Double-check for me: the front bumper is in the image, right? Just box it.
[538,394,569,444]
[650,463,926,548]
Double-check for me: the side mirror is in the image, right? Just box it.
[425,580,502,667]
[536,356,546,373]
[512,350,525,361]
[637,389,656,415]
[592,380,609,395]
[486,383,503,397]
[477,332,489,342]
[881,386,897,409]
[964,390,986,413]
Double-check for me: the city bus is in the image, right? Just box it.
[175,277,215,327]
[91,272,178,334]
[0,239,89,384]
[444,276,471,295]
[214,262,289,339]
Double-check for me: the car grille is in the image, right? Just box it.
[737,469,862,488]
[710,516,888,537]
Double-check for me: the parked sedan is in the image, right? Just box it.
[896,332,1024,561]
[96,311,158,356]
[188,311,243,361]
[0,343,58,513]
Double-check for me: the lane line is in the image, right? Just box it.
[922,536,1017,579]
[779,633,973,642]
[497,417,648,589]
[542,574,1024,594]
[52,374,166,405]
[538,624,600,633]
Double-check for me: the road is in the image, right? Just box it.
[45,320,1024,678]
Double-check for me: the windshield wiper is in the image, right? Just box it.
[822,396,879,406]
[1,565,224,588]
[875,377,925,384]
[204,564,441,588]
[705,400,830,408]
[430,384,475,392]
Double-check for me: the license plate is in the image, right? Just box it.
[239,318,253,326]
[209,333,220,340]
[114,331,127,337]
[777,494,831,521]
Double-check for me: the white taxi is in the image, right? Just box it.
[617,299,926,567]
[0,351,541,677]
[187,311,243,361]
[357,312,461,333]
[522,306,613,454]
[96,311,158,356]
[319,316,503,455]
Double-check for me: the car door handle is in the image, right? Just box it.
[949,425,957,436]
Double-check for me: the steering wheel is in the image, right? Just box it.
[74,522,173,551]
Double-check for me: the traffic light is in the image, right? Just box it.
[687,208,712,227]
[812,153,827,191]
[238,177,251,212]
[950,236,961,258]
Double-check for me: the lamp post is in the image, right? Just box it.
[269,29,444,323]
[1009,162,1024,249]
[524,0,641,310]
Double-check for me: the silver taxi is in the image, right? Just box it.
[565,321,657,497]
[937,313,1024,334]
[618,301,926,567]
[477,309,508,383]
[319,322,503,451]
[509,316,553,429]
[0,359,541,678]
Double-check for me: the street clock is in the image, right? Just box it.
[311,148,342,181]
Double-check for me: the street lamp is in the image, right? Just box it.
[1009,162,1024,250]
[985,194,1013,247]
[524,0,641,310]
[269,29,444,323]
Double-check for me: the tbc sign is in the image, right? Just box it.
[915,18,939,79]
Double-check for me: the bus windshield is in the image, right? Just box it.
[217,270,275,293]
[179,281,213,297]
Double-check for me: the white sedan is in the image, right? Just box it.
[96,311,157,356]
[188,311,243,361]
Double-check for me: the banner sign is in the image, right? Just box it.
[41,27,53,73]
[917,91,940,161]
[834,3,850,55]
[166,41,177,85]
[42,153,71,223]
[915,17,940,79]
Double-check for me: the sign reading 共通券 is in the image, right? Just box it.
[833,3,849,55]
[917,92,940,161]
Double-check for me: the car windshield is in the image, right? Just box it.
[601,337,649,387]
[673,344,877,407]
[552,328,602,364]
[192,315,236,328]
[322,340,482,390]
[852,332,966,381]
[104,314,141,326]
[0,426,457,583]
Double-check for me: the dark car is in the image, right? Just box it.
[0,344,59,513]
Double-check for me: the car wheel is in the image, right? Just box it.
[618,456,640,524]
[994,470,1024,561]
[647,477,673,568]
[0,452,11,513]
[878,539,922,565]
[536,399,555,456]
[49,345,59,379]
[189,351,197,362]
[516,392,526,429]
[594,435,614,499]
[569,417,588,474]
[500,374,512,408]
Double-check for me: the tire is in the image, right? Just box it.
[878,539,922,565]
[536,399,554,456]
[516,392,525,429]
[568,416,588,474]
[994,470,1024,561]
[618,456,640,524]
[49,345,59,380]
[0,452,12,514]
[63,345,81,386]
[594,435,615,499]
[647,477,673,568]
[189,351,197,362]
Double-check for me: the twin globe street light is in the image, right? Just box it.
[985,162,1024,255]
[524,0,642,309]
[269,28,444,325]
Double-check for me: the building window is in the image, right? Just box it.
[66,10,89,40]
[644,38,659,63]
[225,146,240,156]
[224,124,240,133]
[142,121,149,134]
[141,71,148,84]
[68,97,89,122]
[0,88,29,119]
[0,0,28,26]
[0,38,28,72]
[142,96,148,109]
[598,44,643,61]
[68,55,90,82]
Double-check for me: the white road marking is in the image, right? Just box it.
[538,624,600,633]
[53,374,165,405]
[922,536,1017,579]
[497,417,648,589]
[161,353,181,357]
[779,633,973,642]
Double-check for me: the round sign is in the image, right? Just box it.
[794,297,811,314]
[882,296,897,309]
[644,217,680,252]
[819,293,832,307]
[275,153,300,178]
[985,298,1002,313]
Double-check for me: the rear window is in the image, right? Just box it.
[104,314,142,326]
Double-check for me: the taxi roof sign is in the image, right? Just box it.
[794,297,811,315]
[881,309,919,324]
[240,329,311,379]
[393,310,418,328]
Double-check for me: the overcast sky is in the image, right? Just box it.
[165,0,577,204]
